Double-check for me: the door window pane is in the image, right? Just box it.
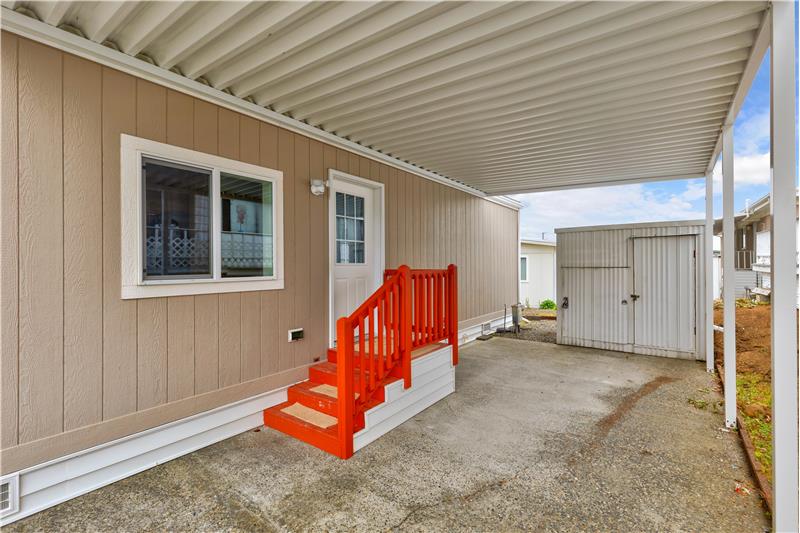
[143,157,211,278]
[335,191,366,264]
[221,173,274,277]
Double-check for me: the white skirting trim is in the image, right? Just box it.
[459,313,514,345]
[1,313,508,525]
[0,386,290,526]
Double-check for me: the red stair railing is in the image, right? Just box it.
[336,264,458,458]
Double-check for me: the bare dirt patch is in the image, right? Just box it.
[713,303,771,376]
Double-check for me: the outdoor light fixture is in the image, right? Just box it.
[310,178,326,196]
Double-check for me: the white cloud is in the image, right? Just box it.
[680,180,706,201]
[711,152,771,190]
[516,183,705,239]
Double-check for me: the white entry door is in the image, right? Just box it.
[329,171,384,344]
[632,235,696,354]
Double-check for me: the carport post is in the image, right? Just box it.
[769,1,798,530]
[704,173,714,372]
[721,124,736,429]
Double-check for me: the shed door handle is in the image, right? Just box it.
[630,294,640,301]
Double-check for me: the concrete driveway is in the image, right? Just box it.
[7,337,768,532]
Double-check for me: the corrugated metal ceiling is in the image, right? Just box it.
[1,1,769,194]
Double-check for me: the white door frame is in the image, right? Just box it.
[327,169,385,348]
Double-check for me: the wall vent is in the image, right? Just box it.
[288,328,304,342]
[0,473,19,518]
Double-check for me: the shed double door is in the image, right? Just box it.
[560,235,696,356]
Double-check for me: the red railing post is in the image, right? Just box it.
[336,317,354,459]
[447,264,458,365]
[399,265,413,388]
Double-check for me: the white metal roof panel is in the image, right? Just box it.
[1,1,770,195]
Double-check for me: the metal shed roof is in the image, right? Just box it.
[1,1,770,195]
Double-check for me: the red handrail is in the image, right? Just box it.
[384,265,459,364]
[336,264,458,458]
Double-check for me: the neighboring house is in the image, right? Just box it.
[714,191,799,304]
[519,239,556,308]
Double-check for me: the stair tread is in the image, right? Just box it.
[300,382,359,400]
[281,402,337,429]
[264,401,338,436]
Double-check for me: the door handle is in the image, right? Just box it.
[630,294,640,302]
[561,296,569,309]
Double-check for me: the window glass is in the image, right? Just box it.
[143,157,211,278]
[520,256,528,281]
[335,191,366,264]
[220,173,274,278]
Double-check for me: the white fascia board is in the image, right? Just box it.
[0,8,521,211]
[489,172,707,195]
[704,9,771,175]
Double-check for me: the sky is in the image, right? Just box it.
[516,53,776,242]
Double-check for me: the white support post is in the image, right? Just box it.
[770,2,798,530]
[705,173,714,372]
[721,125,736,428]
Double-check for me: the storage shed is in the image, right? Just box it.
[556,221,708,361]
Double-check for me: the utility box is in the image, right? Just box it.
[556,220,707,361]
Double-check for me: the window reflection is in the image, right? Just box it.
[221,173,274,277]
[144,158,211,278]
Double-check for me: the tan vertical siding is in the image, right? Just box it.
[167,296,195,401]
[259,123,280,377]
[137,300,167,410]
[308,140,327,362]
[62,55,103,431]
[1,37,518,472]
[194,294,219,394]
[241,292,262,382]
[293,135,311,367]
[18,39,63,443]
[1,31,19,448]
[277,130,295,372]
[101,67,138,420]
[219,293,242,388]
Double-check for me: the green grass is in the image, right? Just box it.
[737,372,772,481]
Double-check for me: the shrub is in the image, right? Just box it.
[539,299,556,310]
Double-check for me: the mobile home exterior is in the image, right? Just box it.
[1,1,797,530]
[0,33,519,521]
[519,239,556,309]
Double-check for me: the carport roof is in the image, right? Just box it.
[1,1,770,196]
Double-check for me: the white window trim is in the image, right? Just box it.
[520,255,529,282]
[120,134,284,299]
